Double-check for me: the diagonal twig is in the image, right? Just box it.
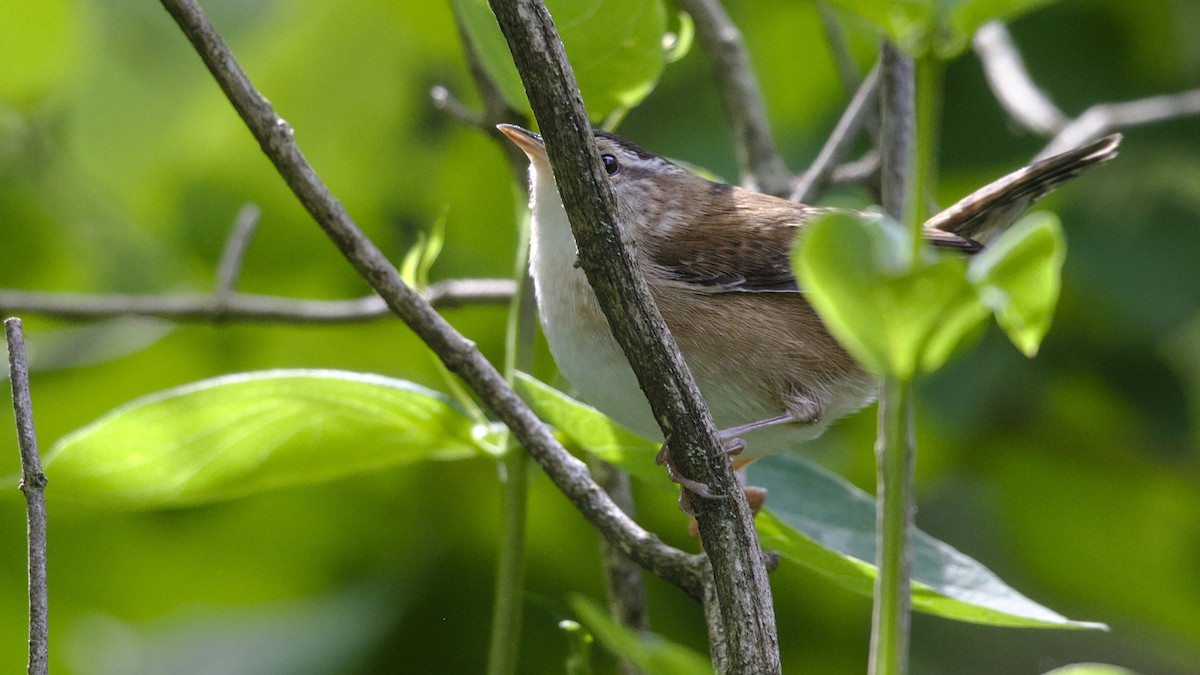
[1036,89,1200,160]
[791,63,880,202]
[215,203,261,299]
[973,22,1067,135]
[6,318,49,675]
[974,20,1200,161]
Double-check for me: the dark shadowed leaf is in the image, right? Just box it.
[751,454,1107,629]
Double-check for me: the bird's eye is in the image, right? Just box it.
[601,154,620,175]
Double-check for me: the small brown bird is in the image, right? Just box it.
[499,124,1119,480]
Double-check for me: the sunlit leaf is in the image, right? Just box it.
[1042,665,1141,675]
[453,0,668,119]
[794,212,986,379]
[514,373,671,489]
[968,212,1066,357]
[750,455,1107,629]
[570,596,712,675]
[45,370,487,508]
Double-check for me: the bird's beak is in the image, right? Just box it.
[497,124,547,163]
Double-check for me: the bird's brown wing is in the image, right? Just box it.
[651,182,978,294]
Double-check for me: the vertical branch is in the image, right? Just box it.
[6,318,49,675]
[870,42,916,675]
[590,459,648,675]
[487,199,537,675]
[486,1,779,671]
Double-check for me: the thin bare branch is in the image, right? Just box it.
[6,318,49,675]
[448,4,532,178]
[675,0,792,196]
[791,63,880,202]
[973,22,1067,135]
[973,21,1200,161]
[157,0,706,600]
[0,279,516,324]
[1037,89,1200,160]
[430,85,486,130]
[591,459,649,675]
[215,203,261,297]
[831,149,880,186]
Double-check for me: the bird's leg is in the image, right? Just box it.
[655,439,721,516]
[658,390,822,517]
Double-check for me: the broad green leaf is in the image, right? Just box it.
[453,0,668,119]
[968,212,1066,357]
[514,373,671,489]
[750,454,1107,629]
[45,370,486,508]
[794,212,986,379]
[570,596,712,675]
[1042,666,1140,675]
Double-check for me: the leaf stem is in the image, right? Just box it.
[487,189,537,675]
[871,40,919,675]
[868,375,914,675]
[487,444,531,675]
[913,55,943,229]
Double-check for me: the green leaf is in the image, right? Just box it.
[569,596,712,675]
[453,0,668,119]
[1042,665,1141,675]
[794,212,986,379]
[514,373,671,489]
[945,0,1063,56]
[750,454,1107,629]
[45,370,486,508]
[823,0,934,54]
[824,0,1064,57]
[399,209,448,289]
[968,212,1066,357]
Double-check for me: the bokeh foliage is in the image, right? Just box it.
[2,0,1199,673]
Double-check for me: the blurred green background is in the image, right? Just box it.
[2,0,1199,673]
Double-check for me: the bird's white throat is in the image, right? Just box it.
[526,163,665,440]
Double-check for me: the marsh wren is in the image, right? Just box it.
[499,124,1119,475]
